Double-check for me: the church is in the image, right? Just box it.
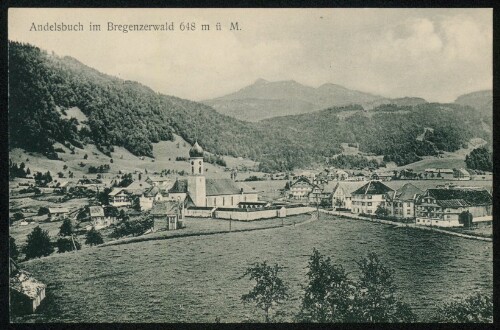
[167,142,259,208]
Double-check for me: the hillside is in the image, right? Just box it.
[8,41,493,172]
[203,79,385,121]
[454,90,492,116]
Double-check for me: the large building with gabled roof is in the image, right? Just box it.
[385,183,423,219]
[351,180,394,215]
[415,187,492,227]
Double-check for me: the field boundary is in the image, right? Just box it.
[320,210,492,242]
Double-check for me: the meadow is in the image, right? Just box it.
[13,214,492,323]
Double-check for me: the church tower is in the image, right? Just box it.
[187,141,206,207]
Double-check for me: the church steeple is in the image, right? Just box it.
[189,141,204,175]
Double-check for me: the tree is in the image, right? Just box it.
[13,212,24,221]
[59,218,73,236]
[56,237,81,253]
[85,227,104,246]
[465,147,492,172]
[240,261,289,322]
[375,205,389,217]
[38,206,50,216]
[23,226,54,260]
[10,236,20,261]
[297,249,354,322]
[351,253,416,322]
[433,293,492,323]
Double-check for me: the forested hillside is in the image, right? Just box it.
[9,41,492,172]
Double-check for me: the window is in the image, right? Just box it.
[407,209,411,215]
[361,202,365,206]
[406,202,410,207]
[368,195,372,199]
[367,210,372,214]
[368,202,372,206]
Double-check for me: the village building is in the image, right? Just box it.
[351,181,394,215]
[108,188,132,207]
[371,171,393,181]
[453,168,471,181]
[145,176,173,188]
[150,200,183,231]
[385,183,423,219]
[288,177,318,199]
[86,205,117,230]
[424,168,454,180]
[10,259,46,314]
[415,187,492,227]
[330,181,366,210]
[48,207,69,221]
[139,186,165,211]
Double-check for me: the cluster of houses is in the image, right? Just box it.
[295,166,487,184]
[286,176,492,228]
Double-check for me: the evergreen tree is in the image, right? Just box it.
[59,218,73,236]
[85,227,104,246]
[10,236,20,261]
[23,226,54,260]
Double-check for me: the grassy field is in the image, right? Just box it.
[13,214,492,323]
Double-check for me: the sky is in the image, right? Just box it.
[9,8,492,102]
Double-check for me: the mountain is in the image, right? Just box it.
[8,41,492,172]
[203,79,385,121]
[454,90,492,115]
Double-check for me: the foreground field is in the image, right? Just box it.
[14,215,492,323]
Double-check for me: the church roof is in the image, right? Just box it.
[206,179,244,196]
[189,141,204,158]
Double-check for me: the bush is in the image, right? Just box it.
[38,206,50,216]
[23,226,54,260]
[85,227,104,246]
[56,237,81,253]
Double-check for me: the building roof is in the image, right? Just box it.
[108,188,128,197]
[330,181,367,196]
[426,188,492,207]
[352,180,394,195]
[290,176,318,188]
[455,168,470,176]
[89,206,105,217]
[150,200,180,216]
[143,186,161,197]
[146,176,170,182]
[389,183,423,201]
[206,179,244,196]
[10,269,46,300]
[169,179,188,193]
[189,141,204,158]
[48,207,69,214]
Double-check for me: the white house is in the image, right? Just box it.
[351,181,394,215]
[385,183,423,219]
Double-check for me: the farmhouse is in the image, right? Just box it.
[288,177,318,199]
[108,188,132,207]
[351,181,394,215]
[150,200,183,231]
[424,168,454,180]
[48,207,69,221]
[385,183,423,219]
[10,259,46,314]
[415,187,492,227]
